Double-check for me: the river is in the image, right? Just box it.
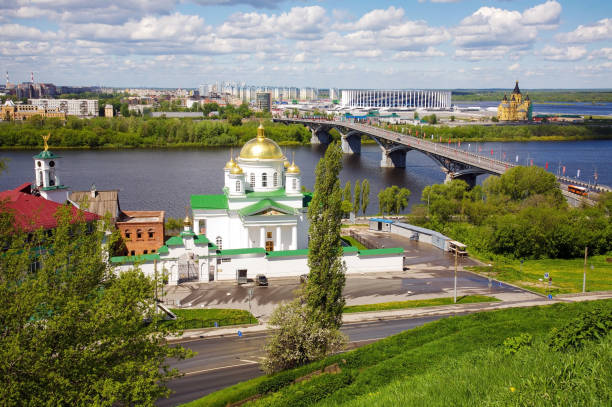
[1,140,611,218]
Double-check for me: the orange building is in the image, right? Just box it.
[116,211,165,256]
[1,100,66,121]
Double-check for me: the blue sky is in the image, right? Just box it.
[1,1,610,89]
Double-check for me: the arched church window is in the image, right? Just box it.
[262,173,267,187]
[148,229,154,239]
[273,172,278,187]
[216,236,223,250]
[250,173,255,187]
[136,229,142,239]
[125,229,131,239]
[292,178,297,190]
[236,180,241,192]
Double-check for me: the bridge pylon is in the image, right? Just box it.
[380,147,407,168]
[340,130,362,154]
[444,171,478,188]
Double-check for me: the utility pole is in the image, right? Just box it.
[583,246,588,293]
[454,248,458,303]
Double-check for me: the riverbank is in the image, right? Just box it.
[1,120,611,151]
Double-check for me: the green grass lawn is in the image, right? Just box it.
[167,308,257,330]
[343,295,498,313]
[180,299,611,407]
[340,235,367,251]
[468,254,612,295]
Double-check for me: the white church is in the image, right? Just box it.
[112,124,404,284]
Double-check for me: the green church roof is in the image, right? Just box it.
[219,247,266,256]
[33,150,60,159]
[191,194,228,210]
[165,236,184,246]
[359,247,404,256]
[239,199,296,217]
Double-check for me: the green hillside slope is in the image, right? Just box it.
[183,299,611,407]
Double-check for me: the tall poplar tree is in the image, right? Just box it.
[306,142,346,330]
[343,181,352,204]
[361,179,370,216]
[353,180,361,216]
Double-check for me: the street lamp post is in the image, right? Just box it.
[583,246,588,293]
[454,248,458,303]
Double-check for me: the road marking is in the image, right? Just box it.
[238,359,258,363]
[184,361,259,376]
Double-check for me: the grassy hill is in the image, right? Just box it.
[183,299,611,407]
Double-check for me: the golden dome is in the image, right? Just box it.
[230,164,244,175]
[225,157,237,170]
[239,123,284,160]
[286,161,300,174]
[284,160,290,168]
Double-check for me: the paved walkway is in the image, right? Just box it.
[166,291,612,342]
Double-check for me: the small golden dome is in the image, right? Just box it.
[286,162,300,174]
[284,160,290,168]
[183,214,191,226]
[225,157,237,170]
[239,123,284,160]
[230,164,244,175]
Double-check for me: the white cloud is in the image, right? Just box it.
[522,1,561,28]
[354,49,382,58]
[588,48,612,60]
[452,1,561,57]
[334,6,404,31]
[0,24,58,40]
[556,18,612,43]
[508,63,520,71]
[218,6,327,40]
[393,47,445,59]
[454,46,527,61]
[539,45,587,61]
[191,0,283,7]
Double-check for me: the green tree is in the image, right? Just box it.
[361,179,370,216]
[305,142,346,330]
[0,205,191,405]
[484,166,563,204]
[393,186,411,215]
[261,298,346,374]
[341,200,353,218]
[120,103,130,117]
[353,180,361,216]
[343,181,352,204]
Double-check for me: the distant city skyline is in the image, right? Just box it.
[1,1,611,89]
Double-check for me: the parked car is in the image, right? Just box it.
[256,274,268,286]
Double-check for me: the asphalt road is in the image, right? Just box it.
[157,314,452,407]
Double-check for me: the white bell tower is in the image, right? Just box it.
[33,134,69,204]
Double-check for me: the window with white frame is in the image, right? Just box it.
[273,172,278,187]
[292,178,297,189]
[236,180,241,192]
[216,236,223,250]
[250,173,255,187]
[262,173,267,187]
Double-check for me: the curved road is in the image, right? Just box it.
[157,314,457,406]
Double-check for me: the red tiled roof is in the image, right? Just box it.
[0,183,99,232]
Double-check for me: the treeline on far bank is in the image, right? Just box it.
[0,116,311,149]
[396,122,612,142]
[0,116,611,150]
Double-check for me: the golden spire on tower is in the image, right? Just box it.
[42,133,51,151]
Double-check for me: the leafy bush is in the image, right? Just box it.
[548,305,612,351]
[503,333,533,355]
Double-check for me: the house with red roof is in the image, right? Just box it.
[0,182,99,233]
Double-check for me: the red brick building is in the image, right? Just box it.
[116,211,165,256]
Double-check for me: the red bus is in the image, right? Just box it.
[568,185,588,196]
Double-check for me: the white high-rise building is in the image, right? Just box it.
[29,99,98,117]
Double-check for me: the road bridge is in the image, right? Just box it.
[274,118,611,205]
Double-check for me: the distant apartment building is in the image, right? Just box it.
[1,100,66,121]
[199,84,210,97]
[29,99,99,117]
[256,92,272,112]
